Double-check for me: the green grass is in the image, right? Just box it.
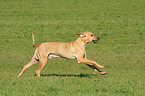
[0,0,145,96]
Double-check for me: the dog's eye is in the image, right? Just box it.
[91,34,93,36]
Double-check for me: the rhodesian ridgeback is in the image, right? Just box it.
[18,32,107,77]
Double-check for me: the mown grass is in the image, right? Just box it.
[0,0,145,96]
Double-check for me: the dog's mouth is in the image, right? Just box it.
[92,40,98,43]
[92,37,100,43]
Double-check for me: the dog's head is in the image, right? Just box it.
[76,32,100,43]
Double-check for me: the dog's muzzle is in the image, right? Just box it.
[92,37,100,43]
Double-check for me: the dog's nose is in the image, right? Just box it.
[97,37,100,40]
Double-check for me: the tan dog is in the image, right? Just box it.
[18,32,107,77]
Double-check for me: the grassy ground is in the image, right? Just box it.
[0,0,145,96]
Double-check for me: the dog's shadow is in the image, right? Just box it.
[40,73,97,78]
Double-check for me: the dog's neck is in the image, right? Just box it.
[75,37,87,47]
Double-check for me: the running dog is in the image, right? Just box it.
[17,32,107,77]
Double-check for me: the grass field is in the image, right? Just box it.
[0,0,145,96]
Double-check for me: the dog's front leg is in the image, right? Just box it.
[86,64,107,75]
[77,58,104,68]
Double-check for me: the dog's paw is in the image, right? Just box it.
[99,65,104,68]
[100,72,107,75]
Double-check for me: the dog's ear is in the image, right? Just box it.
[76,33,81,36]
[76,33,86,38]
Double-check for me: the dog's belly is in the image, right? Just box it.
[48,54,75,60]
[63,55,76,59]
[57,52,76,59]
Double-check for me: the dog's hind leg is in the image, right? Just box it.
[48,54,60,59]
[35,57,48,77]
[17,50,39,77]
[17,55,38,77]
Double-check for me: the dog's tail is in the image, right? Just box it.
[31,32,40,47]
